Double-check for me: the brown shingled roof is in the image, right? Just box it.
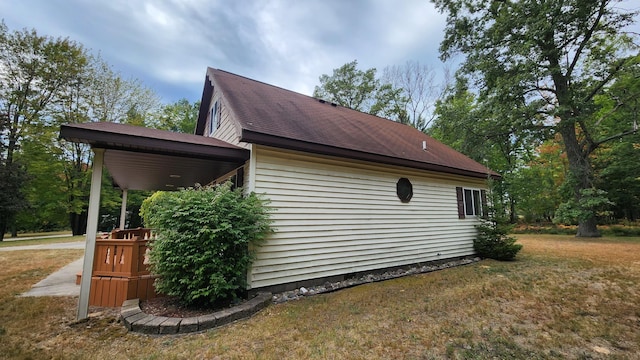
[197,68,499,179]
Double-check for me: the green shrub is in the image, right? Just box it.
[140,183,271,307]
[602,225,640,237]
[474,218,522,261]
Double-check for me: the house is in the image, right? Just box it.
[61,68,498,316]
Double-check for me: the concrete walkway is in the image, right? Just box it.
[21,257,83,297]
[2,233,74,241]
[0,241,85,252]
[1,241,85,297]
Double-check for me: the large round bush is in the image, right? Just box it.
[140,183,271,307]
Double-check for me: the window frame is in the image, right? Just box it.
[209,100,220,136]
[456,186,487,219]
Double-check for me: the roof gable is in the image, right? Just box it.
[197,68,499,179]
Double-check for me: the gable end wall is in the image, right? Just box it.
[205,89,249,149]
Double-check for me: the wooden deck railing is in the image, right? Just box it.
[87,228,161,307]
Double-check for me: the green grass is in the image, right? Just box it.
[1,234,639,359]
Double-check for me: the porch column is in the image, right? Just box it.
[77,148,104,320]
[119,188,128,229]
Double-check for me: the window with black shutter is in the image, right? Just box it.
[457,187,485,218]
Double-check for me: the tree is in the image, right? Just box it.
[0,21,88,239]
[430,78,542,223]
[156,99,199,134]
[0,157,28,240]
[432,0,640,236]
[511,139,567,223]
[474,180,522,261]
[313,60,407,121]
[591,62,640,221]
[13,136,68,233]
[53,55,162,235]
[382,61,449,131]
[88,58,161,126]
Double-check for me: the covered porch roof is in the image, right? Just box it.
[60,122,250,321]
[60,122,250,190]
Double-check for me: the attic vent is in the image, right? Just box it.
[318,99,326,104]
[396,178,413,203]
[331,102,337,107]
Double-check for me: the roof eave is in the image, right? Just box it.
[241,129,499,180]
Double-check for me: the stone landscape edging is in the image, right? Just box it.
[120,292,272,335]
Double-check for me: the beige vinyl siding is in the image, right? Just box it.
[206,94,248,148]
[249,146,486,289]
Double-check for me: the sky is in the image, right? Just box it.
[0,0,450,104]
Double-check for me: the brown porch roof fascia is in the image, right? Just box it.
[60,122,249,162]
[241,129,498,180]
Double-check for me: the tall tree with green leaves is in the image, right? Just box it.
[591,60,640,221]
[511,138,568,222]
[0,21,88,239]
[313,60,407,121]
[156,99,199,134]
[432,0,639,236]
[52,55,162,234]
[430,77,542,223]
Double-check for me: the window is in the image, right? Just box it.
[456,187,487,219]
[209,101,220,136]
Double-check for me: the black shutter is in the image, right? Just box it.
[456,187,465,219]
[236,167,245,189]
[480,189,488,218]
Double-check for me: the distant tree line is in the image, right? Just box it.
[314,0,640,237]
[2,0,639,240]
[0,20,199,241]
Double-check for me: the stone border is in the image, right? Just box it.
[272,257,481,303]
[120,292,272,335]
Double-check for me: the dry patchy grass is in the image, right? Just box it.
[1,235,639,359]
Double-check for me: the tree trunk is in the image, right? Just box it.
[509,196,516,224]
[577,216,601,237]
[69,211,88,236]
[0,218,6,242]
[558,123,601,237]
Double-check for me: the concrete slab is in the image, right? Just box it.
[20,257,83,297]
[2,233,74,242]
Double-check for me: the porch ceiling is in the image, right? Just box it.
[60,122,250,191]
[104,149,242,190]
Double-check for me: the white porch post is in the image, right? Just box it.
[77,148,104,320]
[119,188,128,229]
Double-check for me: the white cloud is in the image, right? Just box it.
[0,0,449,102]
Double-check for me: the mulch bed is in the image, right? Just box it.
[140,296,218,318]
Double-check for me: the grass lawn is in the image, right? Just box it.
[1,234,639,359]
